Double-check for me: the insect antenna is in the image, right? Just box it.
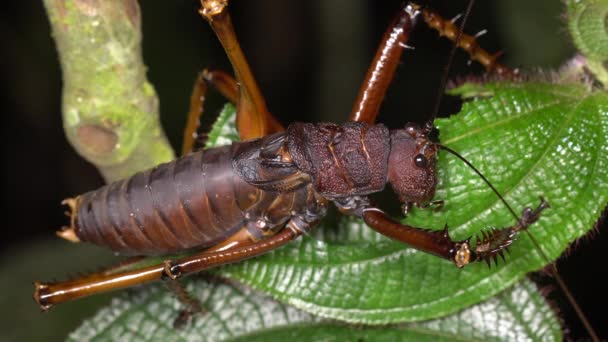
[427,1,599,339]
[437,145,519,221]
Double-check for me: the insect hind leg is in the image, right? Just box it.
[198,0,284,142]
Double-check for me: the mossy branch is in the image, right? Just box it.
[566,0,608,86]
[43,0,175,182]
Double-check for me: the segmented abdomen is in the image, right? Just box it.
[73,144,293,255]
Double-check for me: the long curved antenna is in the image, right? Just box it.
[424,0,475,133]
[439,144,599,342]
[438,144,519,221]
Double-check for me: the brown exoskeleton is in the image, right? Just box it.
[34,0,548,314]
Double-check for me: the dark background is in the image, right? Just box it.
[2,0,606,340]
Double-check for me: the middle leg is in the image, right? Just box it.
[182,69,239,155]
[349,2,517,125]
[349,3,420,124]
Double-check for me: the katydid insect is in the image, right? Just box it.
[35,0,604,339]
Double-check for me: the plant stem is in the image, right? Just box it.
[43,0,174,182]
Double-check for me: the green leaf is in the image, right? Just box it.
[215,81,608,323]
[70,278,561,341]
[204,104,240,149]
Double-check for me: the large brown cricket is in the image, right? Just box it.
[34,0,548,313]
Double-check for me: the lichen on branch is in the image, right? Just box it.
[43,0,174,182]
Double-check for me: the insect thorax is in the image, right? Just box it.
[286,122,390,198]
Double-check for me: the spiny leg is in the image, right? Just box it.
[182,71,209,155]
[164,279,204,329]
[33,221,308,310]
[420,5,515,76]
[164,227,262,327]
[199,0,283,141]
[349,3,420,124]
[203,69,239,104]
[348,1,517,125]
[362,198,548,268]
[181,69,240,155]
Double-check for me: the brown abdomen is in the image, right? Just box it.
[74,145,261,255]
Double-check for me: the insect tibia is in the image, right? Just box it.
[163,280,204,329]
[418,4,514,76]
[472,227,516,267]
[472,198,550,267]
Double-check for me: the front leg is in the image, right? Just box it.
[362,198,549,268]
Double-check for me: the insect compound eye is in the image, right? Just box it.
[414,154,428,168]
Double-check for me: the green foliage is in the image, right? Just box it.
[70,278,561,341]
